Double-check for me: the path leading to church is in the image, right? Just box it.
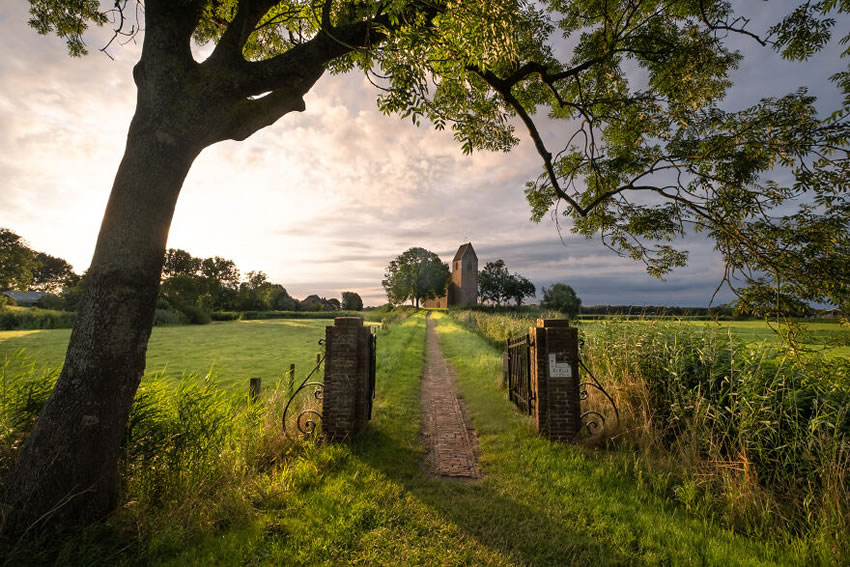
[420,314,480,479]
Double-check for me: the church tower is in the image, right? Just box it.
[447,242,478,306]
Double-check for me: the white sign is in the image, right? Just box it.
[549,353,572,378]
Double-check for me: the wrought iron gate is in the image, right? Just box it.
[367,331,376,419]
[505,334,534,415]
[282,340,325,439]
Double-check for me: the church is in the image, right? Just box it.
[423,242,478,308]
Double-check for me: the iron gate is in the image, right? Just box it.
[368,331,376,419]
[505,334,534,415]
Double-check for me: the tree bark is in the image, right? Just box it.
[1,102,203,536]
[0,0,379,539]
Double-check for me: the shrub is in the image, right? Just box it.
[178,304,212,325]
[153,308,181,326]
[36,293,65,311]
[211,311,241,321]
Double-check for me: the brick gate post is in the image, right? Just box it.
[322,317,372,440]
[530,319,581,440]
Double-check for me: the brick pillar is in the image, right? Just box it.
[322,317,372,440]
[530,319,581,440]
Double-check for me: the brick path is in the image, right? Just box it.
[420,314,480,479]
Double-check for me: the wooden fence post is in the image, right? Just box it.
[249,377,261,402]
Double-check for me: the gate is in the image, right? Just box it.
[282,318,377,440]
[505,334,534,415]
[504,321,620,440]
[368,331,377,419]
[282,341,326,438]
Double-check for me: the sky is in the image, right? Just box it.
[0,2,846,307]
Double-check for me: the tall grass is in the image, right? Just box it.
[449,310,850,548]
[448,307,563,348]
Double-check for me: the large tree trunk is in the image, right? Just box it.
[1,101,203,536]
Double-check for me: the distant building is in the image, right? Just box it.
[424,243,478,308]
[2,290,45,306]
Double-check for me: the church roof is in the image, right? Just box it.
[453,242,476,262]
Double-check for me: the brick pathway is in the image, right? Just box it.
[420,314,480,479]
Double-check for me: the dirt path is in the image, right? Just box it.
[420,314,480,479]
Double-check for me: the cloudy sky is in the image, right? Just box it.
[0,2,846,307]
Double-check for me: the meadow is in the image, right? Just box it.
[0,311,847,564]
[0,319,374,392]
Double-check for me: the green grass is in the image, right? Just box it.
[1,312,843,565]
[0,320,377,392]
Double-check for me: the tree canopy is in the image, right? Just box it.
[26,1,850,316]
[341,291,364,311]
[383,247,450,307]
[479,259,536,306]
[0,228,78,293]
[541,283,582,320]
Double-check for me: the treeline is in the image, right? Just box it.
[156,248,362,324]
[0,228,80,300]
[2,227,364,327]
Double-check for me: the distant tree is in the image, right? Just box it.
[479,259,535,306]
[162,248,202,278]
[236,270,273,311]
[505,275,536,307]
[479,260,511,305]
[382,248,450,308]
[30,252,78,293]
[200,256,240,311]
[341,291,363,311]
[0,228,36,291]
[269,285,296,311]
[541,284,582,320]
[327,297,341,310]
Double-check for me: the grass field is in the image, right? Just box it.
[1,312,845,564]
[0,319,378,392]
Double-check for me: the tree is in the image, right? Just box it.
[479,260,535,306]
[541,283,582,320]
[478,260,511,305]
[7,0,850,537]
[0,228,36,291]
[162,248,202,279]
[505,275,535,307]
[382,247,450,307]
[341,291,363,311]
[30,252,78,293]
[236,270,273,310]
[268,284,296,311]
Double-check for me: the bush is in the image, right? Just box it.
[36,293,65,311]
[178,304,212,325]
[153,308,181,326]
[211,311,241,321]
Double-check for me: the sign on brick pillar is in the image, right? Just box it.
[529,319,581,440]
[323,317,372,440]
